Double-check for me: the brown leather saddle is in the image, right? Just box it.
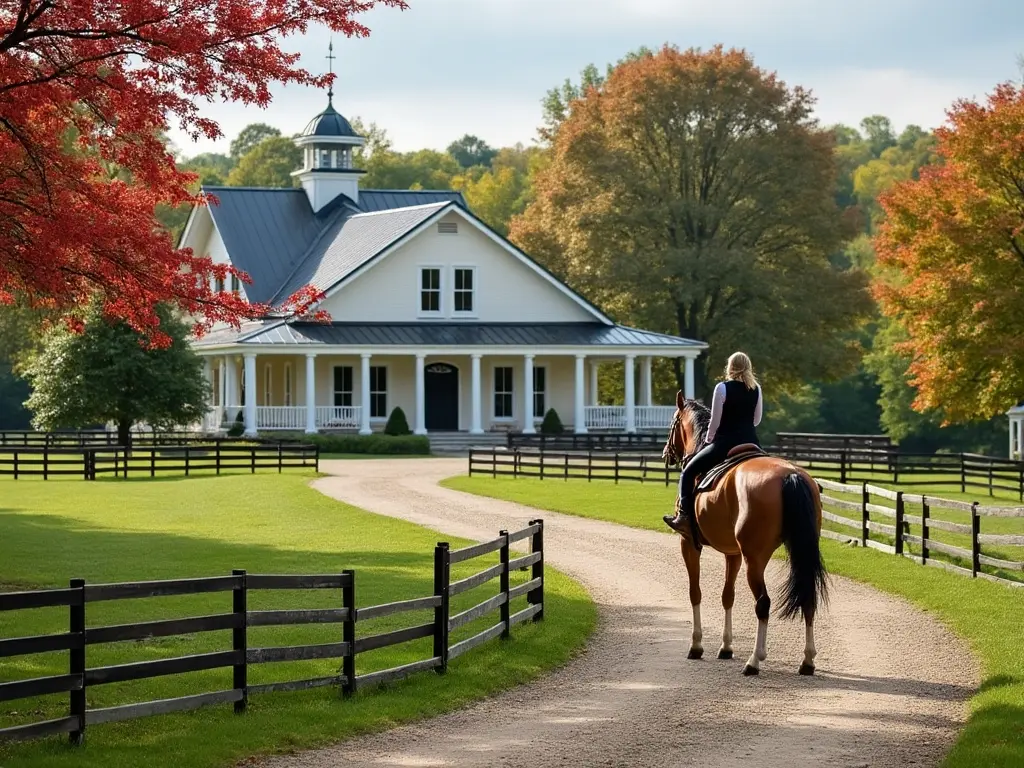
[694,443,767,494]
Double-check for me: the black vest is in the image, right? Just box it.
[714,380,760,446]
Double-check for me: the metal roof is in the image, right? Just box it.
[301,101,360,138]
[194,322,706,349]
[201,188,467,306]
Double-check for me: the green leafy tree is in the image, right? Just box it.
[227,136,302,188]
[230,123,282,160]
[361,148,461,190]
[23,302,210,447]
[447,135,498,168]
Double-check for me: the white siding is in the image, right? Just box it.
[318,211,596,323]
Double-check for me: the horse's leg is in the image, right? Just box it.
[742,555,770,676]
[800,615,817,675]
[680,536,703,660]
[718,553,742,660]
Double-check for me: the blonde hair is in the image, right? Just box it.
[724,352,758,390]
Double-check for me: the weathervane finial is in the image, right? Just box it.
[326,38,336,104]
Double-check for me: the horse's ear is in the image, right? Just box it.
[675,390,685,409]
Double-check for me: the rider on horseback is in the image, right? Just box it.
[664,352,763,534]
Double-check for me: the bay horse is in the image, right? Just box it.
[664,391,829,676]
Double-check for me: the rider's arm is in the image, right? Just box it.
[753,386,763,427]
[705,382,726,442]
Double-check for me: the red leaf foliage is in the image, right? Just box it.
[0,0,405,342]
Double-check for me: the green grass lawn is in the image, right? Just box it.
[443,474,1024,768]
[0,472,595,768]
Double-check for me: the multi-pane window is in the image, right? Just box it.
[494,366,514,419]
[263,365,272,406]
[370,366,387,419]
[333,366,353,407]
[533,366,546,419]
[230,274,241,294]
[453,268,474,313]
[215,276,225,293]
[420,268,441,313]
[284,364,293,406]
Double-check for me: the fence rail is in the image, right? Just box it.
[0,443,319,479]
[468,448,1024,586]
[0,522,544,746]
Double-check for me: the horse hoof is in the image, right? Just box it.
[798,663,815,676]
[687,648,704,660]
[742,664,759,676]
[717,649,733,660]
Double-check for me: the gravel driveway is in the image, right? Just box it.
[256,457,978,768]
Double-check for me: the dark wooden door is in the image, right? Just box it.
[425,362,459,431]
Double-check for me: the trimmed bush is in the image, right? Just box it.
[226,411,244,438]
[540,408,565,435]
[268,431,430,455]
[384,406,412,436]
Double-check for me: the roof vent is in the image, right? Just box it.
[438,222,458,235]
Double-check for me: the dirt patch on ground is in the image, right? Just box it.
[256,458,978,768]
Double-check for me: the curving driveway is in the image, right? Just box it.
[259,458,978,768]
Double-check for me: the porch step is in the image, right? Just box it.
[427,432,508,455]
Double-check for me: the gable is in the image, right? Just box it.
[318,209,604,324]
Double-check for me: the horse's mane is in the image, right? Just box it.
[682,399,711,444]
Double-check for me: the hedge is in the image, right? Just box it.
[265,432,431,455]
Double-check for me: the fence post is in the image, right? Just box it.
[860,483,869,548]
[342,569,356,696]
[499,530,511,639]
[43,444,49,481]
[149,445,156,478]
[921,498,930,565]
[587,451,593,483]
[539,448,545,480]
[491,448,497,479]
[893,452,900,485]
[278,442,283,473]
[988,463,993,497]
[960,453,966,494]
[232,569,247,713]
[184,446,191,478]
[433,543,450,673]
[13,449,18,480]
[839,450,846,485]
[614,454,620,485]
[216,442,222,476]
[250,446,256,474]
[563,453,569,482]
[894,491,905,556]
[314,445,320,474]
[69,578,86,746]
[528,519,544,621]
[970,503,980,578]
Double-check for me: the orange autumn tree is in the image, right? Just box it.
[874,83,1024,421]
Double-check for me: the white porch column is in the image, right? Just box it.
[414,354,427,435]
[359,353,372,435]
[243,353,257,436]
[470,354,483,435]
[218,358,226,408]
[640,357,652,406]
[224,356,236,408]
[684,356,696,400]
[624,354,636,434]
[574,354,587,434]
[202,357,213,396]
[523,354,535,434]
[589,361,599,406]
[304,353,317,434]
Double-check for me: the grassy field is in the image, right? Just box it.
[443,475,1024,768]
[0,472,596,768]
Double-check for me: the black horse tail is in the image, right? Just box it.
[778,473,830,621]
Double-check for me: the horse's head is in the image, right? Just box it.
[664,390,709,467]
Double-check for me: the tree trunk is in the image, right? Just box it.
[116,419,133,453]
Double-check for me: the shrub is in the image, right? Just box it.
[384,406,412,436]
[540,408,564,434]
[227,411,245,437]
[267,432,430,455]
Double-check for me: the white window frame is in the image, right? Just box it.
[263,364,272,406]
[493,365,515,421]
[369,364,388,421]
[418,266,443,317]
[333,365,354,407]
[451,265,477,317]
[284,362,293,407]
[533,365,546,422]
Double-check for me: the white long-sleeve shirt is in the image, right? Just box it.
[705,381,762,443]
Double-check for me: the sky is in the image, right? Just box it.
[167,0,1024,159]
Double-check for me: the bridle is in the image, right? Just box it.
[664,409,696,469]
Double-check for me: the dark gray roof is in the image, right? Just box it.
[195,322,706,349]
[301,102,359,138]
[200,188,466,305]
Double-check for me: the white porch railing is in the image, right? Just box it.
[585,405,675,431]
[256,406,306,431]
[315,406,361,430]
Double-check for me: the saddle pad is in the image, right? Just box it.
[695,447,767,494]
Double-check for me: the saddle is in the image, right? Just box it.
[694,444,767,494]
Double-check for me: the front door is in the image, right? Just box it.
[425,362,459,431]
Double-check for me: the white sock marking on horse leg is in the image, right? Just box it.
[720,608,733,653]
[690,603,703,653]
[755,619,768,662]
[804,620,816,667]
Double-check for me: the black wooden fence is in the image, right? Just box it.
[0,521,544,745]
[0,443,319,479]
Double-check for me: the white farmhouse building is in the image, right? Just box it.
[181,96,707,439]
[1009,401,1024,459]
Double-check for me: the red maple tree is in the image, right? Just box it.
[874,82,1024,421]
[0,0,404,343]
